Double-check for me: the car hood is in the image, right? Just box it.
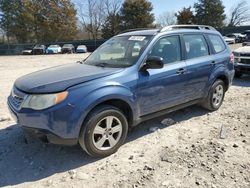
[234,46,250,54]
[15,63,124,94]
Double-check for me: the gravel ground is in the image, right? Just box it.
[0,45,249,188]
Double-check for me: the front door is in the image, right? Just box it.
[136,35,188,116]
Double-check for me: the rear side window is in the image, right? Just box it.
[183,34,209,59]
[208,34,226,53]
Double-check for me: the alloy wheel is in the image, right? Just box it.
[92,116,123,150]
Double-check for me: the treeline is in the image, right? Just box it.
[158,0,250,28]
[0,0,249,44]
[0,0,77,43]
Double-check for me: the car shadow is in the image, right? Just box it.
[233,75,250,87]
[0,104,208,187]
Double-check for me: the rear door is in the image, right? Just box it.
[181,34,214,101]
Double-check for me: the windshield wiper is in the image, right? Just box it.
[76,60,85,64]
[94,62,109,67]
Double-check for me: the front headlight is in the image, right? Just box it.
[22,91,68,110]
[233,52,240,57]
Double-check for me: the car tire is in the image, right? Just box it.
[235,71,242,78]
[79,105,128,158]
[201,79,225,111]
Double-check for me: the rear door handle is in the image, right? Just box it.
[176,68,186,74]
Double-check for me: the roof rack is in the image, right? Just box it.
[119,28,156,34]
[160,25,216,32]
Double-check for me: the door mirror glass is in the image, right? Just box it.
[141,56,164,71]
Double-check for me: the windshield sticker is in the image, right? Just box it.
[129,36,146,41]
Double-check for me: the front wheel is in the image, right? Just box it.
[201,80,225,111]
[79,105,128,158]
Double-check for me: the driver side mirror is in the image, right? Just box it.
[141,56,164,71]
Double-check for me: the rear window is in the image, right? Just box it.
[208,35,226,53]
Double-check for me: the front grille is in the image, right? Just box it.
[10,95,24,109]
[239,53,250,57]
[240,59,250,64]
[9,87,26,109]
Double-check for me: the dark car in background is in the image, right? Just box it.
[62,44,75,54]
[226,33,247,43]
[242,30,250,46]
[33,44,46,55]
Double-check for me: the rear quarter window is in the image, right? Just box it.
[208,34,226,53]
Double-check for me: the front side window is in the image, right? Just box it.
[183,34,209,59]
[149,35,181,64]
[85,35,152,68]
[208,34,226,53]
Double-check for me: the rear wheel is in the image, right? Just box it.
[201,80,225,111]
[79,105,128,158]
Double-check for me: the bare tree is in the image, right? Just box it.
[101,0,122,38]
[103,0,122,16]
[157,11,177,27]
[228,0,250,26]
[77,0,105,40]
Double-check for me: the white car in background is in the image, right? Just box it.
[233,44,250,78]
[223,36,235,44]
[46,45,62,54]
[76,45,88,53]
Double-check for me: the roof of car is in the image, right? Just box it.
[117,25,220,37]
[118,29,159,36]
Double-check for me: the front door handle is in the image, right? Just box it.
[211,61,216,66]
[176,68,186,74]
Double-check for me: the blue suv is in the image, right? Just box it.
[8,25,235,157]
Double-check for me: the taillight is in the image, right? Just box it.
[230,53,234,64]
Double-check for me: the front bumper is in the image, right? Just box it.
[22,127,77,145]
[47,49,59,54]
[7,91,81,146]
[33,49,44,55]
[76,49,87,53]
[62,49,74,53]
[234,63,250,74]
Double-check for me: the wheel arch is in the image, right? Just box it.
[76,85,137,141]
[208,67,231,92]
[216,74,229,91]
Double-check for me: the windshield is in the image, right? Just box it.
[49,45,59,48]
[63,44,72,48]
[85,35,152,68]
[34,45,44,48]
